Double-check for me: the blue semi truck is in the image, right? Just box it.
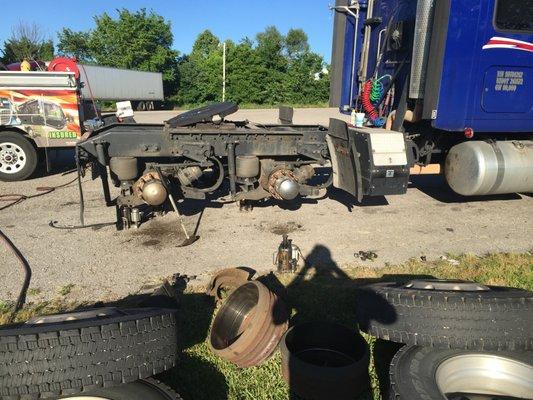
[330,0,533,196]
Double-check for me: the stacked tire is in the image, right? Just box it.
[356,279,533,400]
[0,307,182,399]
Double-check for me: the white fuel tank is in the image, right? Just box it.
[445,140,533,196]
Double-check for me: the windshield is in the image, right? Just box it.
[43,102,65,120]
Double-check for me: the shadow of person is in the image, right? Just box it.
[278,245,372,399]
[273,245,437,400]
[284,245,361,326]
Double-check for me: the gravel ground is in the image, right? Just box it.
[1,108,531,303]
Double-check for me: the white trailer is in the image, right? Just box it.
[78,64,164,110]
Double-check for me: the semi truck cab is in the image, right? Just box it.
[330,0,533,197]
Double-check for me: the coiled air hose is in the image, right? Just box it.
[362,76,391,128]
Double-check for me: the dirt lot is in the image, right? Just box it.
[1,108,532,303]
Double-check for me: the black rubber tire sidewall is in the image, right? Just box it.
[0,131,38,181]
[0,308,178,399]
[59,378,183,400]
[357,282,533,351]
[388,345,533,400]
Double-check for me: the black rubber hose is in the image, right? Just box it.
[0,175,78,211]
[48,220,115,230]
[184,157,225,193]
[309,171,333,189]
[391,74,410,132]
[76,151,85,226]
[0,229,31,322]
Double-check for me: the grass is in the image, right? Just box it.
[58,284,75,296]
[27,288,41,296]
[0,252,531,399]
[166,252,533,400]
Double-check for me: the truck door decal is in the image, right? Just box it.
[483,36,533,52]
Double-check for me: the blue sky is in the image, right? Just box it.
[0,0,336,61]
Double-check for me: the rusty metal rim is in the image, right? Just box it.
[206,267,255,302]
[209,280,288,367]
[236,290,288,367]
[210,281,271,358]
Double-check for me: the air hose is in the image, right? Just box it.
[0,229,31,322]
[362,75,392,127]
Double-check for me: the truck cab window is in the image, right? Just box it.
[495,0,533,32]
[44,102,64,120]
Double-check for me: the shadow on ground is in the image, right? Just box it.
[1,239,439,400]
[100,277,230,400]
[265,244,435,400]
[410,174,522,203]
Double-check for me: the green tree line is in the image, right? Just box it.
[1,9,329,107]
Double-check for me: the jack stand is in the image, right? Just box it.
[155,167,199,247]
[274,234,301,273]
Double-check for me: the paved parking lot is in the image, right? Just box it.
[1,108,531,303]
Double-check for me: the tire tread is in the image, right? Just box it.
[0,311,178,399]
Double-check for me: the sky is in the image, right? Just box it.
[0,0,336,62]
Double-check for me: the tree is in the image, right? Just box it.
[1,22,54,64]
[176,26,329,106]
[254,26,287,104]
[57,29,91,60]
[225,39,263,104]
[177,30,223,104]
[57,9,179,94]
[283,53,330,104]
[191,30,220,58]
[285,28,310,59]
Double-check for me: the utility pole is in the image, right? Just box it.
[222,41,226,102]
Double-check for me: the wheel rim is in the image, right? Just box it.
[404,279,489,291]
[25,307,123,325]
[0,142,27,174]
[435,354,533,399]
[61,397,111,400]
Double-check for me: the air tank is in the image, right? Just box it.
[445,140,533,196]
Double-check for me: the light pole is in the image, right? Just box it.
[222,41,226,102]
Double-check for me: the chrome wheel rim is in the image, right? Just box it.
[404,279,489,291]
[435,354,533,399]
[0,142,27,174]
[61,397,111,400]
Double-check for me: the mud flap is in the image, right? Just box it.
[326,118,363,202]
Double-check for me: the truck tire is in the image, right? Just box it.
[0,131,38,181]
[388,345,533,400]
[59,378,183,400]
[137,101,147,111]
[0,307,178,399]
[357,279,532,351]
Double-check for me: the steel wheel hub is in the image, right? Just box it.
[0,142,26,174]
[436,354,533,399]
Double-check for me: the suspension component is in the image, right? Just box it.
[134,172,168,206]
[267,169,300,200]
